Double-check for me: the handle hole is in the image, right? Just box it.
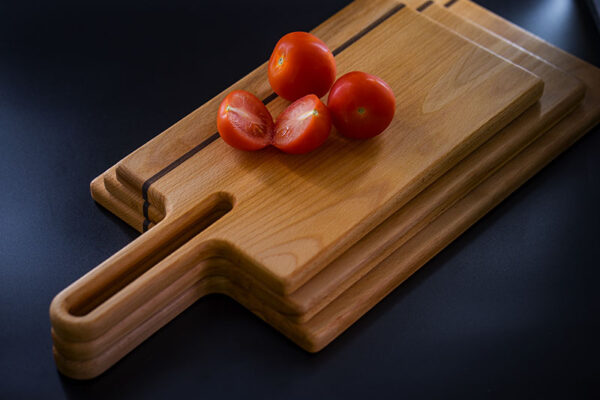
[68,192,234,317]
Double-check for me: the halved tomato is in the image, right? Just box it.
[217,90,274,151]
[273,94,332,154]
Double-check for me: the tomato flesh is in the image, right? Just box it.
[217,90,274,151]
[268,32,336,101]
[327,71,395,139]
[274,94,331,154]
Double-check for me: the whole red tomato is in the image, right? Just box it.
[216,90,274,151]
[268,32,336,101]
[327,71,395,139]
[273,94,331,154]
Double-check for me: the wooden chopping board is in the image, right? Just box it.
[53,1,543,337]
[108,5,541,297]
[51,1,542,329]
[49,0,600,380]
[88,1,584,326]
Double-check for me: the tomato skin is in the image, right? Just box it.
[217,90,274,151]
[327,71,395,139]
[268,32,336,101]
[273,94,331,154]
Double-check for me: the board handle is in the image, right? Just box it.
[50,192,234,344]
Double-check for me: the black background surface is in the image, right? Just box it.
[1,0,599,398]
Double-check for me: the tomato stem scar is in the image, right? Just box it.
[357,107,366,114]
[278,56,284,66]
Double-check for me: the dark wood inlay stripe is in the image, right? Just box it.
[332,3,405,56]
[416,1,434,12]
[140,3,406,231]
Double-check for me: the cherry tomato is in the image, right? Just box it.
[217,90,274,151]
[268,32,336,101]
[273,94,331,154]
[327,71,395,139]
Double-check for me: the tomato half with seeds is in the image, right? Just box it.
[327,71,396,139]
[268,32,336,101]
[217,90,274,151]
[273,94,331,154]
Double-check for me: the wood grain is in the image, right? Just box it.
[100,6,543,298]
[55,2,542,340]
[57,95,598,378]
[115,0,403,190]
[67,0,583,352]
[50,0,600,380]
[90,0,583,324]
[53,3,541,340]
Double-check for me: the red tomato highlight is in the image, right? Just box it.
[268,32,336,101]
[273,94,331,154]
[327,71,395,139]
[217,90,274,151]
